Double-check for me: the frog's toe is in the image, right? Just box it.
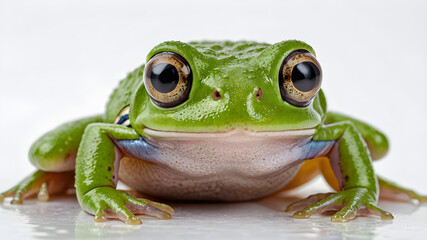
[37,182,50,202]
[9,183,43,204]
[365,203,394,220]
[10,192,23,204]
[2,170,73,204]
[1,186,19,203]
[125,198,174,220]
[415,195,427,202]
[330,206,357,222]
[286,192,334,212]
[330,201,393,222]
[94,214,107,223]
[289,188,393,222]
[378,176,427,203]
[144,200,175,215]
[0,190,15,203]
[84,189,142,225]
[84,187,174,225]
[97,201,171,224]
[292,193,341,219]
[126,201,172,220]
[101,206,143,225]
[404,191,427,202]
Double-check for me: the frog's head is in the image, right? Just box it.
[128,40,326,136]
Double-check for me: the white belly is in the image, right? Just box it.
[118,129,332,201]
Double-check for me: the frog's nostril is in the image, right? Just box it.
[212,89,222,100]
[255,87,263,100]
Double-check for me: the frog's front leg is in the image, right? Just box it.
[287,121,393,222]
[1,116,103,204]
[325,112,427,202]
[75,123,174,225]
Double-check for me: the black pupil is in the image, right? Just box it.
[149,63,179,93]
[291,61,320,92]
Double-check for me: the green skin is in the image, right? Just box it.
[1,40,425,224]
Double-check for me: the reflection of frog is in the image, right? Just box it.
[1,40,425,224]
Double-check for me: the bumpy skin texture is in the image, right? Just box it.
[1,40,425,224]
[129,41,326,133]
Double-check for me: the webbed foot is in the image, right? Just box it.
[80,187,174,225]
[286,188,394,222]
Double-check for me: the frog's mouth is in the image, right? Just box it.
[142,128,316,141]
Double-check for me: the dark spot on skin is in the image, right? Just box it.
[108,167,112,171]
[344,175,349,182]
[113,176,116,179]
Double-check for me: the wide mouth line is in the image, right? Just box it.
[143,128,316,139]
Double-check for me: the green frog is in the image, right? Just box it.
[1,40,425,225]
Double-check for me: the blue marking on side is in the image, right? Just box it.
[300,140,336,160]
[115,137,335,164]
[115,136,160,161]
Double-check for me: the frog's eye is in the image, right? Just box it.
[144,52,192,108]
[279,50,322,107]
[114,106,131,127]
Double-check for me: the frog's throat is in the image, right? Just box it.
[116,127,332,201]
[142,128,316,140]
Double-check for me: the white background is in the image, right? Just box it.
[0,0,427,239]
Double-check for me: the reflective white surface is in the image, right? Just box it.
[1,0,427,239]
[0,179,426,240]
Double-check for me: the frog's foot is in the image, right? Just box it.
[82,187,174,225]
[378,176,427,203]
[0,186,18,203]
[286,188,394,222]
[0,170,74,204]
